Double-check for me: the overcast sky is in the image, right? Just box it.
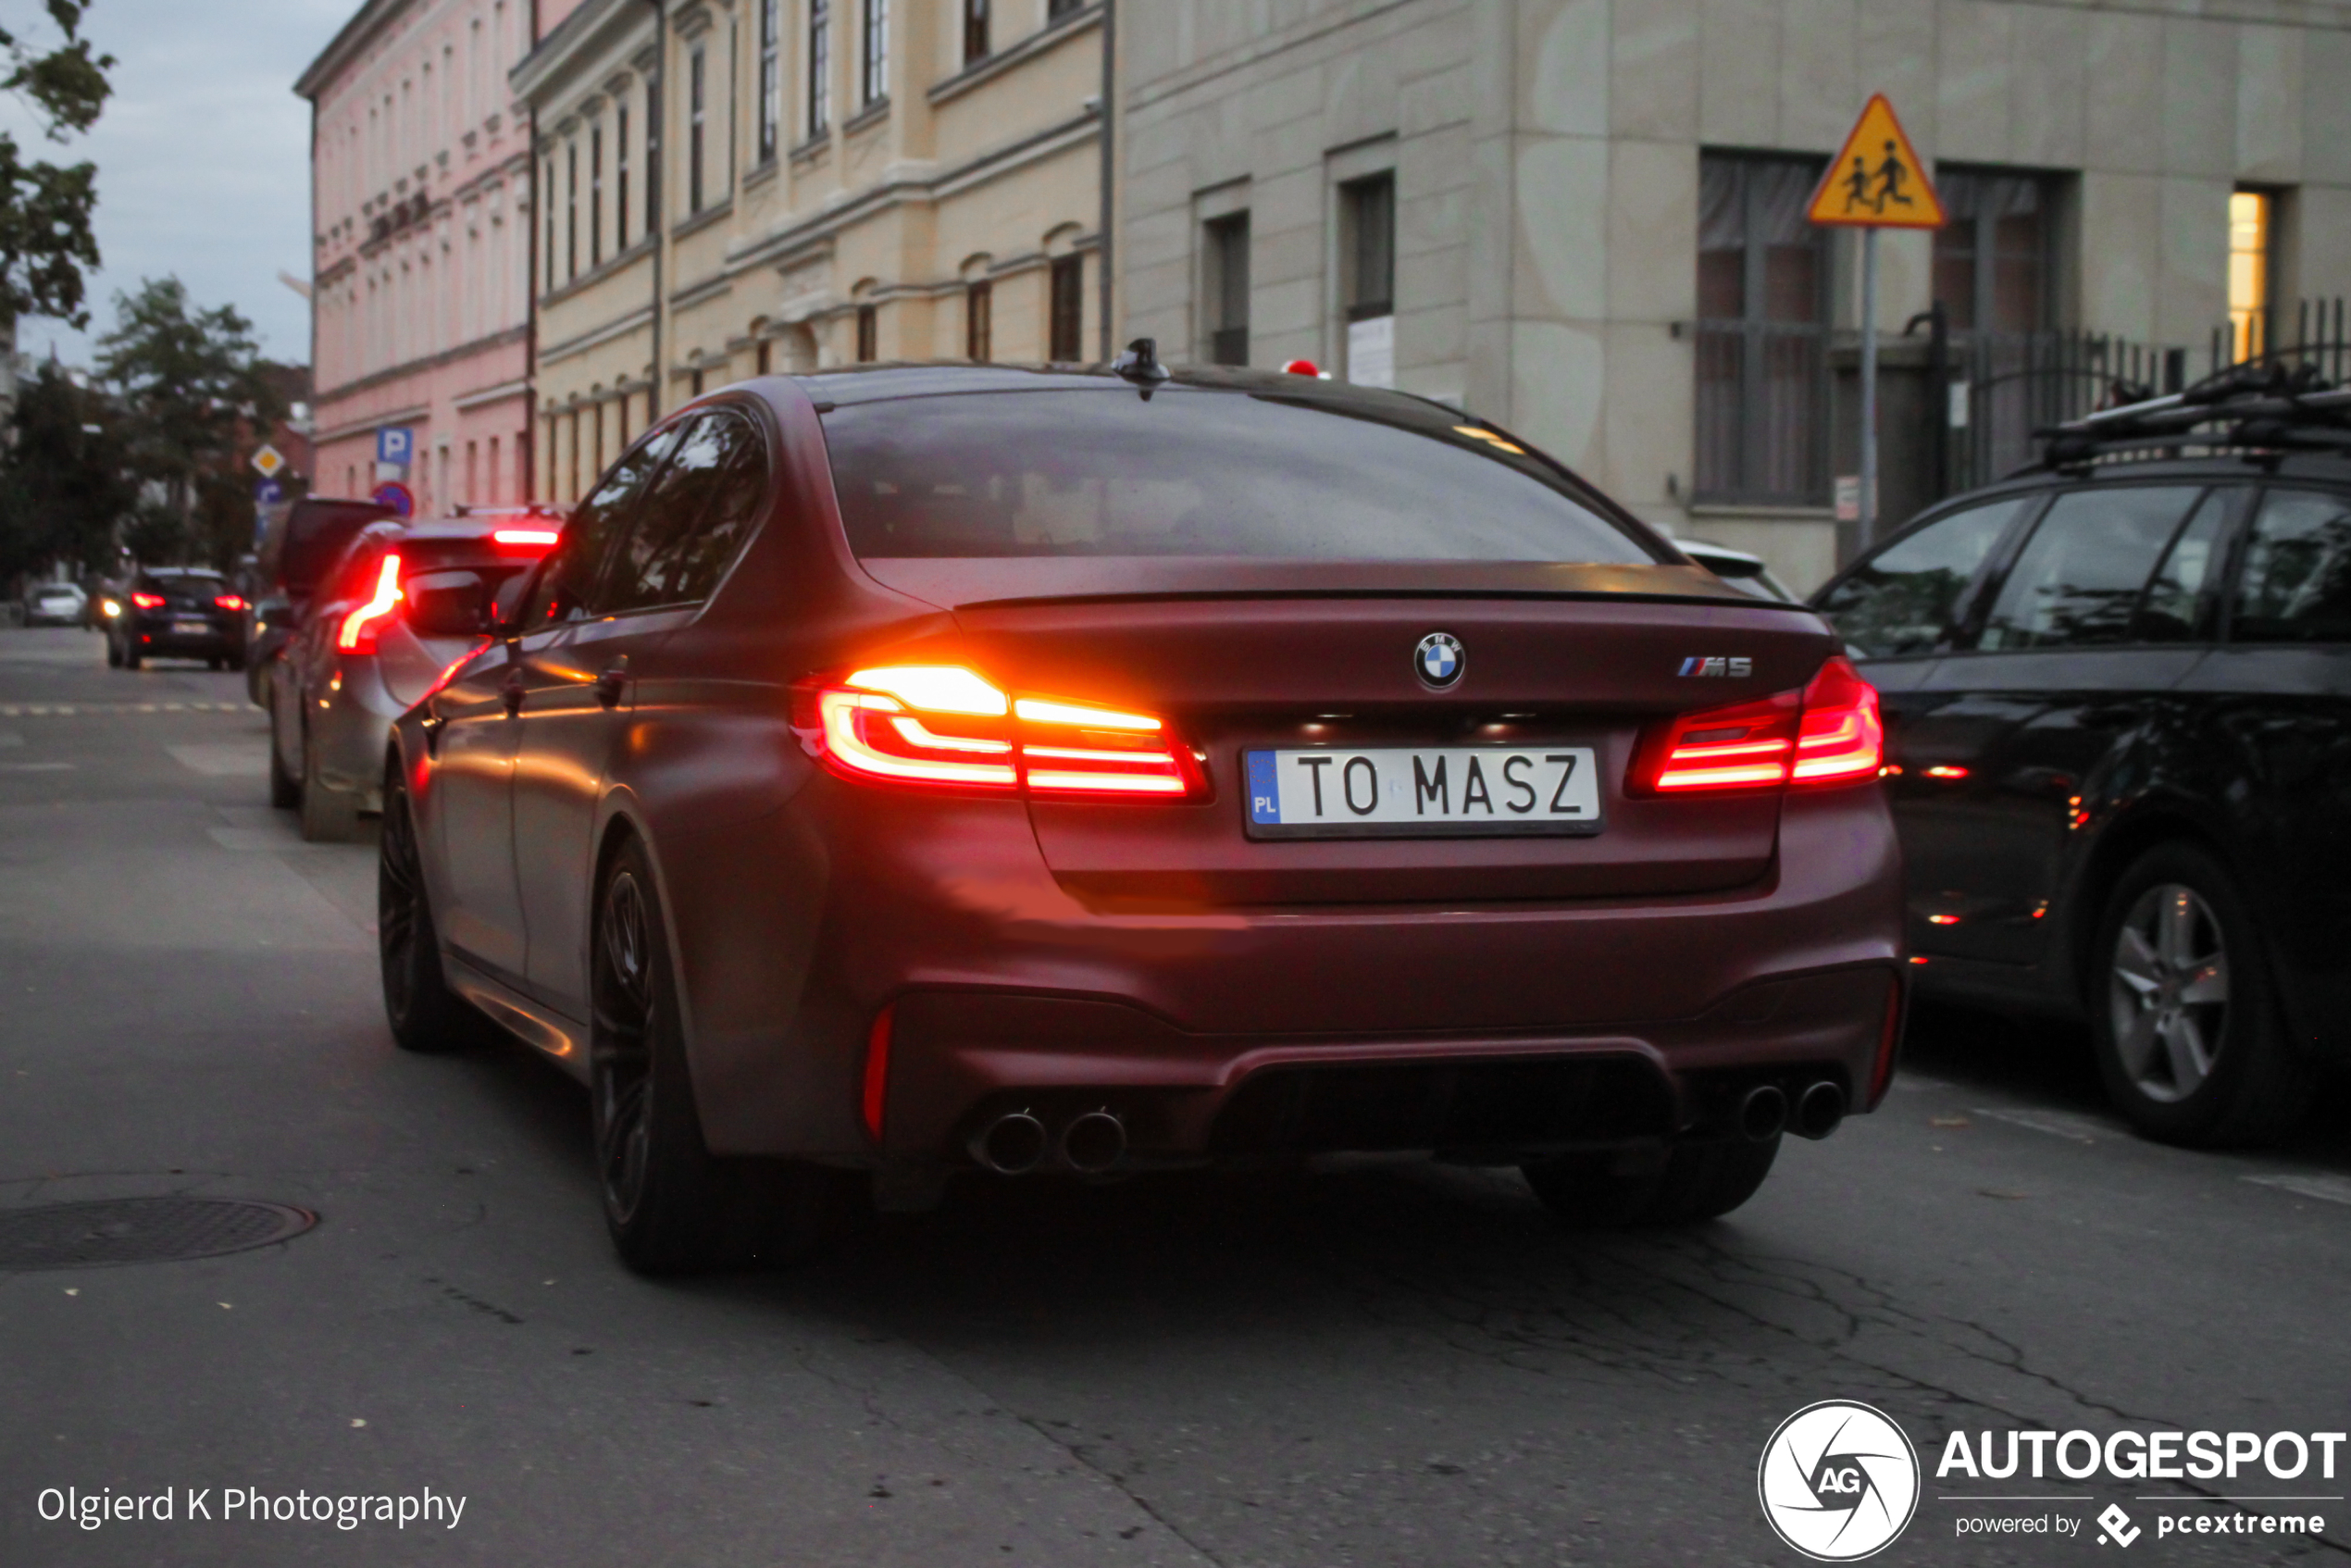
[7,0,350,371]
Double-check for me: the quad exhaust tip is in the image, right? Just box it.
[1738,1084,1788,1143]
[1060,1110,1127,1174]
[1795,1080,1847,1140]
[971,1111,1049,1175]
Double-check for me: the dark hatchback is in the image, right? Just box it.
[1814,446,2351,1145]
[106,567,247,670]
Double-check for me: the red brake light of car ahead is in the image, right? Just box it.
[213,594,247,612]
[130,591,166,610]
[1627,655,1884,796]
[791,665,1208,801]
[336,554,404,654]
[491,528,560,549]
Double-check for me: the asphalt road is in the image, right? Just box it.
[1,621,2346,1568]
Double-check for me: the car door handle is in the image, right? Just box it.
[593,657,630,709]
[501,673,525,716]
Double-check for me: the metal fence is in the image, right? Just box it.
[1692,320,1832,506]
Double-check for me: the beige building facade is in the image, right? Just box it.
[1116,0,2351,591]
[517,0,1109,505]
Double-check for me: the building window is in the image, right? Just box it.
[1050,255,1084,362]
[543,156,557,290]
[1693,152,1830,505]
[643,77,660,234]
[966,280,992,361]
[589,124,603,268]
[963,0,988,66]
[856,303,877,362]
[616,104,630,248]
[1202,212,1250,366]
[2231,189,2276,362]
[757,0,780,161]
[688,49,706,212]
[1047,0,1082,17]
[1932,168,2058,335]
[862,0,887,106]
[565,141,578,280]
[1339,172,1394,388]
[690,367,706,397]
[807,0,830,137]
[756,336,772,375]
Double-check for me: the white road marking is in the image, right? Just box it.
[2243,1173,2351,1206]
[0,762,73,772]
[1972,1106,2115,1143]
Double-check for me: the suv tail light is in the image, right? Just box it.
[130,591,165,610]
[1629,656,1883,796]
[337,554,404,654]
[792,665,1208,801]
[213,594,248,612]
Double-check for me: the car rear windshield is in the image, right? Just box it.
[146,575,226,596]
[822,389,1662,564]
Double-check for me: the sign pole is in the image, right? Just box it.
[1860,225,1879,545]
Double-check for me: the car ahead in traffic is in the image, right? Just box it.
[104,567,247,669]
[1811,369,2351,1146]
[23,581,87,627]
[380,349,1905,1272]
[247,495,398,708]
[272,513,560,840]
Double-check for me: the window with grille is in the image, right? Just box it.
[1693,153,1830,505]
[807,0,831,137]
[862,0,887,106]
[1338,174,1393,387]
[1050,255,1084,362]
[1933,168,2059,334]
[757,0,779,161]
[1202,213,1250,366]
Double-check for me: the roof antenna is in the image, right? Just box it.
[1112,337,1171,385]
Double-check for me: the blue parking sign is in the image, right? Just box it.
[377,426,414,466]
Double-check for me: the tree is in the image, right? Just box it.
[97,277,286,565]
[0,357,132,581]
[0,1,112,329]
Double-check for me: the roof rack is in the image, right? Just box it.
[2036,361,2351,469]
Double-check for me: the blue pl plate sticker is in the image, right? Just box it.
[1248,751,1281,825]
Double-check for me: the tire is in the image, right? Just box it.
[2088,840,2308,1147]
[123,641,141,670]
[299,725,362,842]
[379,768,491,1053]
[591,838,854,1274]
[207,655,224,671]
[1523,1136,1781,1228]
[267,726,301,809]
[105,635,121,668]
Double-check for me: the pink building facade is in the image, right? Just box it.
[298,0,546,515]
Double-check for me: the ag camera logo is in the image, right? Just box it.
[1759,1400,1921,1561]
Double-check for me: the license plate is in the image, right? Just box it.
[172,620,208,637]
[1245,746,1603,838]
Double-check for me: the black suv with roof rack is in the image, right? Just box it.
[1811,366,2351,1146]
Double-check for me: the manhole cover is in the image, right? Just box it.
[0,1198,317,1270]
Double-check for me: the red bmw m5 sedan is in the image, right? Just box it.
[379,348,1905,1271]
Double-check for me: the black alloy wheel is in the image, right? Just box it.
[379,767,486,1053]
[591,838,857,1274]
[1522,1135,1781,1228]
[2088,840,2308,1147]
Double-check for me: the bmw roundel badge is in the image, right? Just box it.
[1414,631,1465,689]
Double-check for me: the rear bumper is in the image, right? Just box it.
[671,780,1907,1165]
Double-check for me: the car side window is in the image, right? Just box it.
[2133,488,2238,642]
[522,426,682,630]
[2231,489,2351,644]
[1974,487,2201,651]
[606,411,766,613]
[1815,497,2030,658]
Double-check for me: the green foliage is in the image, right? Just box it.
[97,277,287,565]
[0,0,111,327]
[0,358,133,580]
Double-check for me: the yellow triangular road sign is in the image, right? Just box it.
[1809,93,1945,230]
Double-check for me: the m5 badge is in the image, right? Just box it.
[1678,655,1753,678]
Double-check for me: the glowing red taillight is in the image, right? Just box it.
[1629,656,1883,796]
[213,594,247,612]
[337,553,404,654]
[130,591,166,610]
[792,666,1208,801]
[492,528,560,549]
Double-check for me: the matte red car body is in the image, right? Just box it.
[390,367,1904,1178]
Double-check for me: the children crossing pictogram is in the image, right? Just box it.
[1807,93,1945,230]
